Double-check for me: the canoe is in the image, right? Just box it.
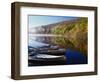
[28,54,66,66]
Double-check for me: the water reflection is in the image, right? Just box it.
[28,34,87,66]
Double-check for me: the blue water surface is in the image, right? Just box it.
[65,49,87,64]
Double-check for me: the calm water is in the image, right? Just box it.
[28,34,87,66]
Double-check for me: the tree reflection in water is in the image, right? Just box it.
[28,34,87,66]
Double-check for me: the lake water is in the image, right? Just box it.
[28,34,87,66]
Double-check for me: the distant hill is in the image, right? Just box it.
[29,18,87,35]
[29,18,78,34]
